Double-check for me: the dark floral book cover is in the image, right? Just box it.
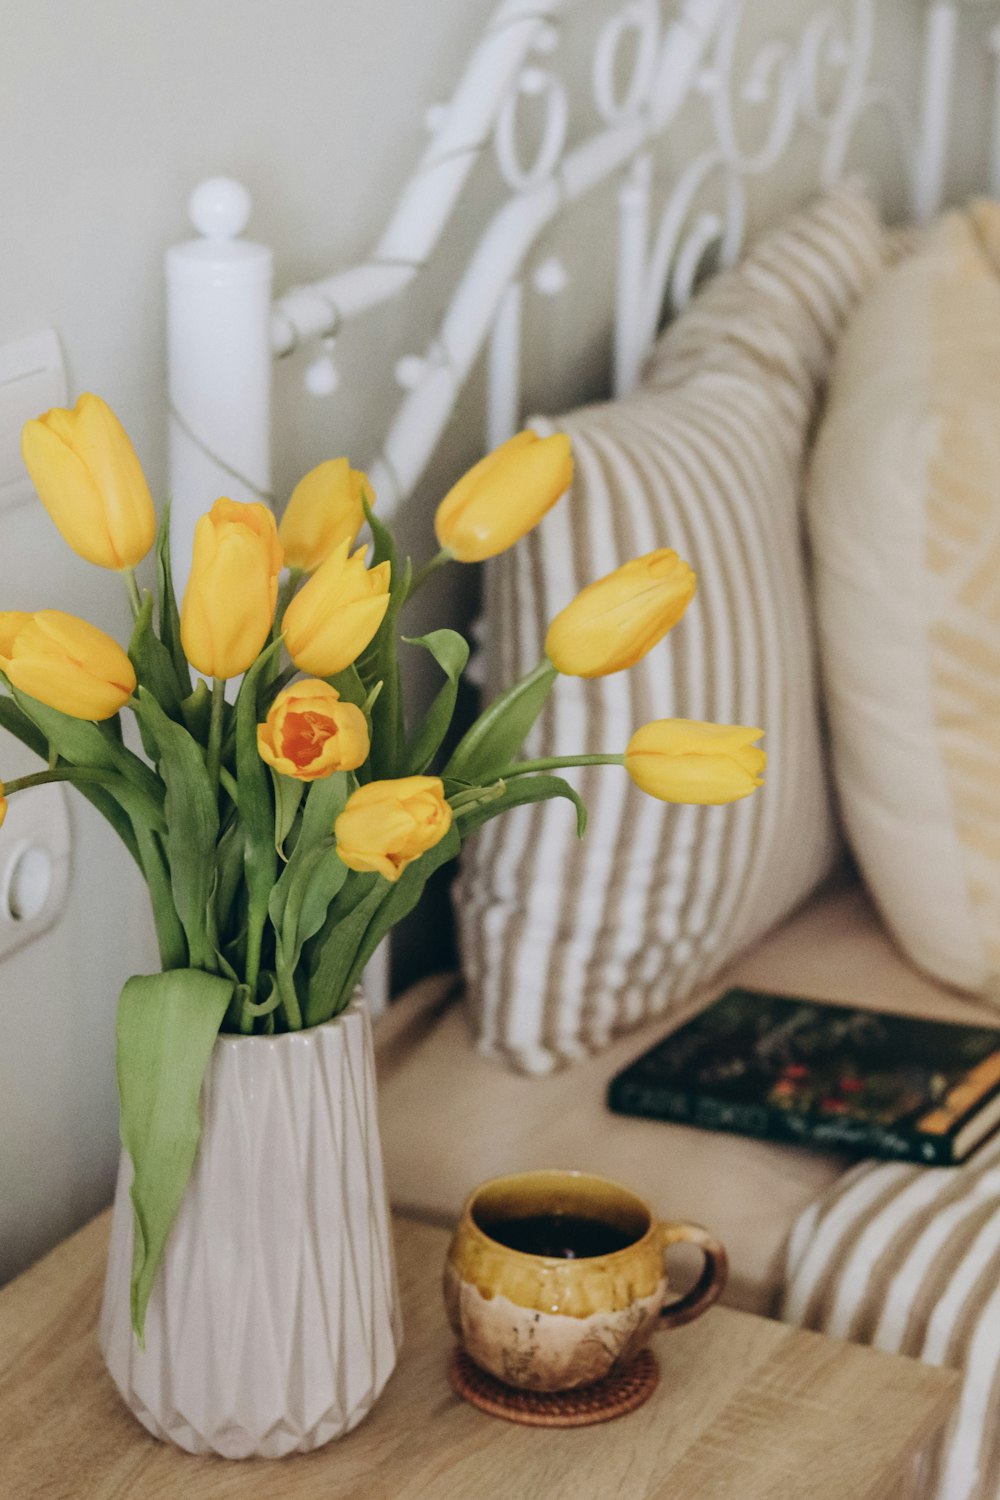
[607,989,1000,1165]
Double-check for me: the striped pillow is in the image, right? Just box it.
[779,1134,1000,1500]
[807,203,1000,997]
[454,184,887,1074]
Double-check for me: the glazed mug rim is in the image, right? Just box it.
[461,1168,658,1267]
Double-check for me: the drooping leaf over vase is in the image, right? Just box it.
[5,392,765,1341]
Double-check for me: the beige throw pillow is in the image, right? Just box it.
[808,203,1000,998]
[455,185,887,1073]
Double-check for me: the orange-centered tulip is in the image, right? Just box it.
[434,429,574,562]
[180,498,283,679]
[624,719,765,805]
[283,541,391,678]
[257,679,369,780]
[334,775,452,882]
[278,458,371,573]
[21,393,156,570]
[545,549,697,678]
[0,610,136,720]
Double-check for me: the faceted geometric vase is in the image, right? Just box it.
[99,998,402,1458]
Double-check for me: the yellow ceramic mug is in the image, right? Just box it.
[444,1169,728,1392]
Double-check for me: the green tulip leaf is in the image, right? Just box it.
[155,502,192,698]
[0,694,49,760]
[271,771,305,858]
[179,679,212,745]
[303,872,385,1025]
[13,690,164,809]
[443,660,557,784]
[277,837,350,987]
[326,663,367,710]
[129,594,184,732]
[268,772,349,937]
[211,816,245,937]
[116,967,234,1342]
[401,629,470,775]
[131,689,219,970]
[455,773,587,839]
[332,822,462,1013]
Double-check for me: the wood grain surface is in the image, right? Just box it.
[0,1210,957,1499]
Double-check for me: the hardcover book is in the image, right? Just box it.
[607,989,1000,1165]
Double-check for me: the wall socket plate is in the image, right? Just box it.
[0,782,71,963]
[0,329,67,513]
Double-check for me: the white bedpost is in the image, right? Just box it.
[165,177,274,596]
[913,2,958,223]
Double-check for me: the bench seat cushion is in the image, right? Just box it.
[376,880,995,1313]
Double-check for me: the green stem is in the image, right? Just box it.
[219,766,239,806]
[497,753,624,778]
[275,966,304,1031]
[123,567,143,620]
[5,766,123,794]
[205,677,226,797]
[405,547,451,602]
[242,908,268,1027]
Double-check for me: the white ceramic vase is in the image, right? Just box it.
[99,998,402,1459]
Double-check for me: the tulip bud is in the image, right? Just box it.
[625,719,765,805]
[334,775,452,881]
[283,541,391,678]
[180,498,283,680]
[0,610,136,721]
[278,458,371,573]
[545,549,696,678]
[21,393,156,570]
[434,429,573,563]
[257,679,369,780]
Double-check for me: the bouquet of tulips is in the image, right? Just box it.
[1,395,764,1335]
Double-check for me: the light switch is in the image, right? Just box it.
[0,330,67,514]
[0,783,70,961]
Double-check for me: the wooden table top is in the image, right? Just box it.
[0,1210,958,1500]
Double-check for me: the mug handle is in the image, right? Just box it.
[656,1221,729,1329]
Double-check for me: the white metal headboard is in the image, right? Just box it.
[164,0,1000,1002]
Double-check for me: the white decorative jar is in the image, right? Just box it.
[99,999,402,1459]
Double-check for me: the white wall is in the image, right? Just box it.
[0,0,996,1283]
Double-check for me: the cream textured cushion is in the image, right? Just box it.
[808,203,1000,997]
[454,184,887,1073]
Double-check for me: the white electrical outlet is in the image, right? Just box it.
[0,783,71,961]
[0,330,67,514]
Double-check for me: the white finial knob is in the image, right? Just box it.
[395,355,428,391]
[533,256,568,297]
[189,178,252,240]
[305,350,340,397]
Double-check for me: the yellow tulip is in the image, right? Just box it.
[283,541,391,677]
[434,429,573,562]
[625,719,765,805]
[257,679,369,780]
[545,549,696,678]
[0,783,6,830]
[180,498,283,679]
[278,459,371,573]
[0,610,135,720]
[334,775,452,881]
[21,393,156,570]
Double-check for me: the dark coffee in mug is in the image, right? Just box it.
[477,1212,636,1259]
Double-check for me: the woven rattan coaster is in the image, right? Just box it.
[447,1347,659,1427]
